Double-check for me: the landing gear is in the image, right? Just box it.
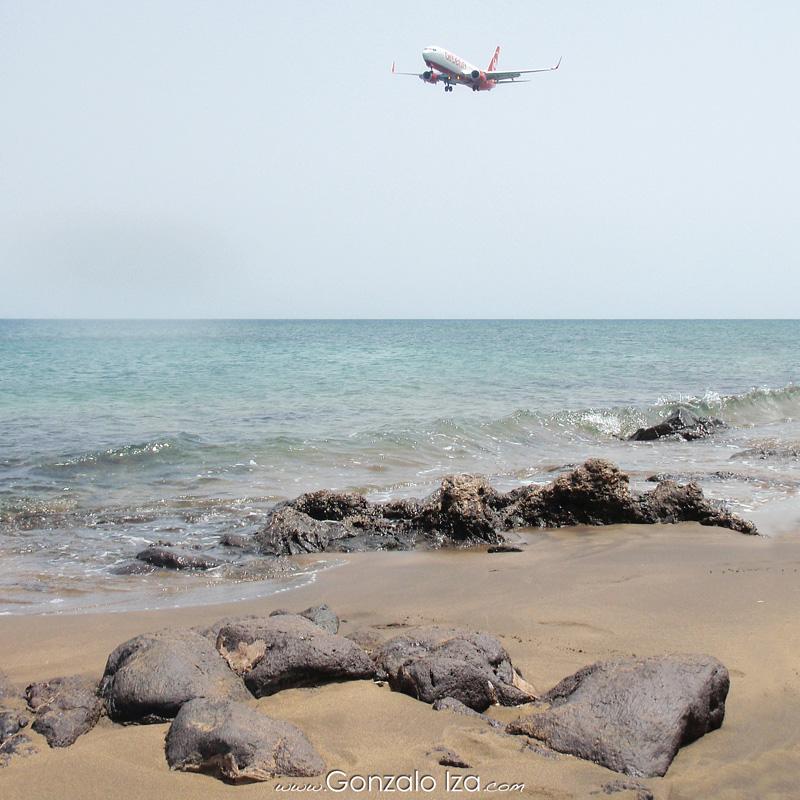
[444,84,453,92]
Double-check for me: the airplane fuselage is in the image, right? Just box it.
[422,45,496,91]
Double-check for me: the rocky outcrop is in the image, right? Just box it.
[135,545,225,571]
[166,698,324,783]
[25,676,103,747]
[214,614,374,697]
[506,654,729,778]
[373,627,536,712]
[640,480,757,534]
[628,409,725,442]
[100,629,249,723]
[270,603,340,634]
[252,460,756,556]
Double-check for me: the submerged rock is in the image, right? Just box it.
[251,459,757,555]
[628,408,725,442]
[506,654,729,778]
[166,698,324,783]
[373,627,535,712]
[214,614,374,697]
[101,629,249,723]
[135,545,225,571]
[487,544,523,553]
[25,676,103,747]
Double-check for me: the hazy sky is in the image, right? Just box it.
[1,1,798,318]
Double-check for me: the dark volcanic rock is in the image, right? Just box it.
[506,654,729,778]
[502,459,643,528]
[0,710,35,765]
[136,545,225,571]
[641,480,758,534]
[488,544,523,553]
[419,475,504,543]
[214,614,374,697]
[111,561,157,575]
[432,696,503,728]
[292,490,371,521]
[252,459,757,555]
[628,408,725,442]
[270,603,340,634]
[219,532,254,550]
[373,627,535,712]
[25,676,103,747]
[429,745,471,769]
[101,628,249,723]
[254,506,349,556]
[166,698,324,783]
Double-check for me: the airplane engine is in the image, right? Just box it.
[471,69,484,81]
[422,70,438,83]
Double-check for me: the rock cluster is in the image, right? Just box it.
[254,459,757,556]
[0,610,731,782]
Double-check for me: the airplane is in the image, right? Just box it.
[392,45,561,93]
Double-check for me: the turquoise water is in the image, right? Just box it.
[2,320,799,612]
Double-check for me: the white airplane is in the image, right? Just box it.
[392,45,561,93]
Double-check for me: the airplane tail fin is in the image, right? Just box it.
[488,45,500,72]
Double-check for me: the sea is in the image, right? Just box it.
[1,319,798,615]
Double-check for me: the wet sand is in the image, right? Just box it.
[1,522,799,799]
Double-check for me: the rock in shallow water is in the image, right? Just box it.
[166,698,324,783]
[25,675,103,747]
[251,459,756,555]
[373,627,535,712]
[628,408,725,442]
[506,654,729,778]
[101,629,250,723]
[214,614,374,697]
[135,545,225,571]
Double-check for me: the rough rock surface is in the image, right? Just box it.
[166,698,324,783]
[0,710,35,766]
[214,614,374,697]
[136,545,225,570]
[252,459,756,555]
[487,544,523,553]
[628,408,726,441]
[428,745,471,769]
[270,603,340,634]
[25,676,103,747]
[373,627,535,712]
[506,654,729,778]
[641,480,757,534]
[432,696,503,728]
[101,628,250,723]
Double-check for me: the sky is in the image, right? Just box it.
[1,0,798,318]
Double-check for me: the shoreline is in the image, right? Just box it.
[1,522,799,798]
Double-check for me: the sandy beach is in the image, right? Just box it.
[1,522,798,800]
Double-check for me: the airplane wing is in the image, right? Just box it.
[391,62,421,76]
[487,57,561,81]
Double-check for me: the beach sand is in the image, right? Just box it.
[1,522,798,799]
